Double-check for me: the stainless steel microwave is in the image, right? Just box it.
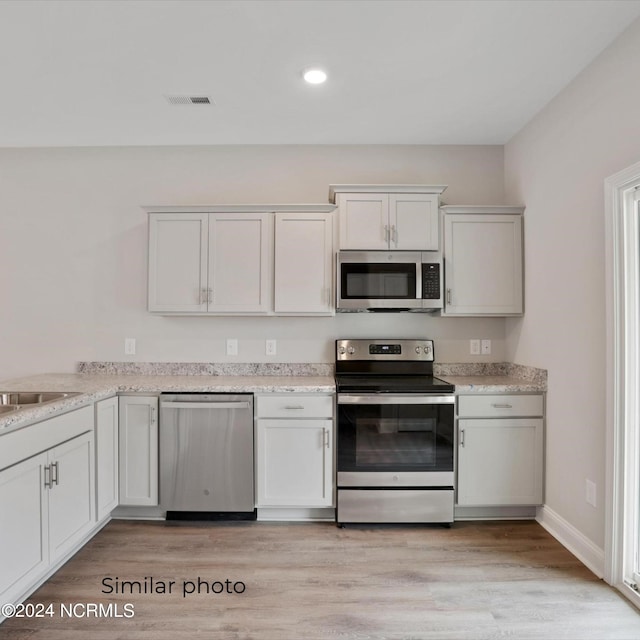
[337,251,443,311]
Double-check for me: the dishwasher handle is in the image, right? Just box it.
[160,401,251,410]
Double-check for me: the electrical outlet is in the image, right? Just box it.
[481,339,492,355]
[586,479,597,507]
[124,338,136,355]
[470,339,481,355]
[226,338,238,356]
[266,339,277,356]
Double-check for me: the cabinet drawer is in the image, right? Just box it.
[256,395,334,419]
[458,394,543,418]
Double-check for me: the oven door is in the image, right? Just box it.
[337,394,455,487]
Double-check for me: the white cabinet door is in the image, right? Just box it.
[0,453,48,606]
[443,213,523,315]
[96,397,119,521]
[457,418,543,506]
[338,193,389,250]
[389,194,439,251]
[274,212,333,314]
[208,213,271,313]
[256,419,333,507]
[48,432,96,563]
[119,396,158,506]
[148,213,208,313]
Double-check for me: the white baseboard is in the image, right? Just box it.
[536,505,605,578]
[257,507,335,521]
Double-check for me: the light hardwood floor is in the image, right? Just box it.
[1,520,639,639]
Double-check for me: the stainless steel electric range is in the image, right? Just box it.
[335,339,456,525]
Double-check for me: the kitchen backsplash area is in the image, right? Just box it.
[76,360,546,386]
[77,362,333,376]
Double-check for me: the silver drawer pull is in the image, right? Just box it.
[284,405,305,410]
[491,403,513,409]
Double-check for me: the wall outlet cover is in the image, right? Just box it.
[470,339,481,355]
[481,339,492,355]
[124,338,136,355]
[266,339,277,356]
[226,338,238,356]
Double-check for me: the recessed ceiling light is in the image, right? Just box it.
[303,68,327,85]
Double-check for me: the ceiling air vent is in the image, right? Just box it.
[165,95,214,106]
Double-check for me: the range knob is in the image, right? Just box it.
[424,343,432,355]
[415,347,421,354]
[347,346,356,355]
[338,346,346,355]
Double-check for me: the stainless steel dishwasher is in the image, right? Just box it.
[159,393,255,519]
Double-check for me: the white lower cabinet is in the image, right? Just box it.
[0,452,48,608]
[456,394,544,506]
[47,432,96,562]
[0,411,95,609]
[255,394,334,508]
[95,396,119,521]
[119,396,158,506]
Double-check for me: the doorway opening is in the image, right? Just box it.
[605,160,640,609]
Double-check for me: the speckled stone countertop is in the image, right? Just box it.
[434,362,547,393]
[0,372,336,433]
[0,361,547,434]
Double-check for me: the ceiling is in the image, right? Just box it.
[1,0,639,148]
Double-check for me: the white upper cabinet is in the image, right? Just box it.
[208,213,271,313]
[330,185,446,251]
[442,206,524,316]
[148,211,270,314]
[274,212,333,314]
[148,213,208,313]
[146,205,335,316]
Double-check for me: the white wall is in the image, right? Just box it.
[504,18,640,549]
[0,144,505,380]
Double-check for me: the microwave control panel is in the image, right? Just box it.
[422,263,441,300]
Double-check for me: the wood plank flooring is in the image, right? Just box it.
[1,520,639,639]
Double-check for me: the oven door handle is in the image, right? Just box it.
[337,394,455,405]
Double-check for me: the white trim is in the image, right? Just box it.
[256,507,335,521]
[604,158,640,596]
[536,505,604,578]
[143,204,337,214]
[440,205,525,215]
[328,184,447,201]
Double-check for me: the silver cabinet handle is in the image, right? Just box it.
[447,288,452,304]
[207,287,213,304]
[384,224,390,243]
[151,406,157,423]
[459,429,465,447]
[44,463,52,489]
[324,428,331,449]
[391,225,397,244]
[51,461,59,486]
[284,405,305,410]
[491,403,513,409]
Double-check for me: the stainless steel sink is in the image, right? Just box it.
[0,391,82,408]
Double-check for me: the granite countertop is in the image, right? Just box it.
[437,374,545,393]
[0,361,547,434]
[0,372,336,433]
[435,362,547,394]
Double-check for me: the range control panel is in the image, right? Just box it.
[336,339,434,361]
